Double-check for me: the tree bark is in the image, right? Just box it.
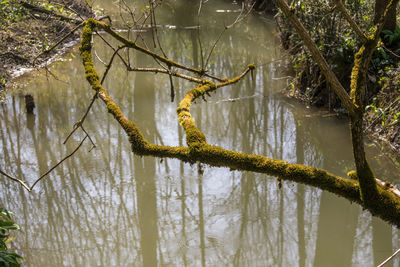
[375,0,397,31]
[274,0,399,205]
[79,18,400,227]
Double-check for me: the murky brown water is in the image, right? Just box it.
[1,1,399,266]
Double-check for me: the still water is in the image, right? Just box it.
[1,1,400,266]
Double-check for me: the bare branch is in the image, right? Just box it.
[33,22,84,63]
[0,135,88,191]
[274,0,356,115]
[127,67,203,83]
[0,169,31,191]
[204,2,254,68]
[30,135,88,190]
[333,0,367,42]
[377,248,400,267]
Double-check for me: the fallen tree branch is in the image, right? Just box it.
[21,1,83,24]
[34,22,84,62]
[79,19,400,227]
[87,19,227,82]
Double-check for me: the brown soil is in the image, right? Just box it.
[0,1,91,94]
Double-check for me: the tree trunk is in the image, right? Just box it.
[350,112,379,204]
[375,0,397,31]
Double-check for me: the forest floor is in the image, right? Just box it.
[0,0,92,96]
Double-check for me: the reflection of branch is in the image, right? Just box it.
[79,19,400,227]
[204,2,254,67]
[0,135,88,191]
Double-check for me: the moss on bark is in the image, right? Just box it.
[80,19,400,227]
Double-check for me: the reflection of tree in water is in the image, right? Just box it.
[0,1,399,266]
[133,46,159,267]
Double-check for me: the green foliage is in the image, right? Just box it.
[0,208,22,267]
[366,102,387,126]
[0,0,28,26]
[372,45,393,70]
[392,111,400,125]
[281,0,376,107]
[382,26,400,47]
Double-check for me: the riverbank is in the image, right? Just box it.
[0,0,92,97]
[273,1,400,155]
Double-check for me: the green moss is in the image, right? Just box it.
[248,64,256,70]
[78,19,400,227]
[347,170,358,180]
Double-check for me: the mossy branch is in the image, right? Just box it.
[79,19,400,227]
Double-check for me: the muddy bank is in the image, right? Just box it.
[273,1,400,155]
[0,0,92,95]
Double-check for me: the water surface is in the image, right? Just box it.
[1,1,399,266]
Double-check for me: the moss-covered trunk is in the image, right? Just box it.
[274,0,400,219]
[79,17,400,226]
[350,113,379,204]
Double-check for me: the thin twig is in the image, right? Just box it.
[366,96,400,130]
[94,50,107,65]
[0,169,30,191]
[63,92,98,144]
[101,45,127,84]
[33,22,84,63]
[381,42,400,58]
[204,29,226,68]
[377,248,400,267]
[0,135,88,191]
[198,0,203,16]
[81,126,96,151]
[333,0,367,42]
[30,135,88,190]
[127,66,203,83]
[204,2,254,68]
[96,31,130,69]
